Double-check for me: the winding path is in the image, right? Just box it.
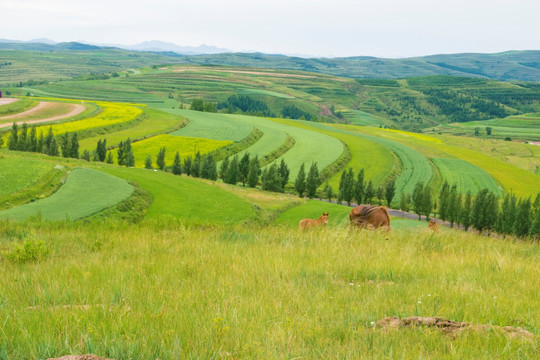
[0,98,20,106]
[0,102,85,129]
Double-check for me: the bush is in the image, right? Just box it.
[2,236,49,264]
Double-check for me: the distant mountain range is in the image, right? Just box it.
[0,38,539,82]
[0,38,229,55]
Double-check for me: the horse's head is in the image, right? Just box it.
[322,212,329,225]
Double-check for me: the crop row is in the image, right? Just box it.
[432,158,502,196]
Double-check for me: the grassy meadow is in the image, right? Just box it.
[0,220,538,359]
[0,53,539,359]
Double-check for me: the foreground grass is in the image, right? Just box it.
[0,221,537,359]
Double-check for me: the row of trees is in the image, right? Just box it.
[336,168,396,207]
[436,182,540,237]
[294,162,322,198]
[7,123,81,158]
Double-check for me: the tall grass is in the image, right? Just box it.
[0,220,537,359]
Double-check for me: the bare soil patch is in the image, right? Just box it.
[0,103,85,129]
[0,98,19,106]
[48,355,113,360]
[376,316,535,340]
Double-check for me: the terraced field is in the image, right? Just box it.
[340,125,539,198]
[431,158,502,196]
[79,107,187,151]
[429,113,540,141]
[131,134,232,168]
[169,110,342,181]
[30,80,164,103]
[282,121,397,189]
[102,166,255,224]
[30,101,142,137]
[167,109,253,141]
[0,157,54,196]
[0,168,133,221]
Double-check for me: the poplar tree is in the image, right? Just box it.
[354,168,365,204]
[238,153,251,186]
[8,122,18,150]
[399,193,411,213]
[145,155,153,169]
[461,191,473,230]
[192,151,202,178]
[261,163,281,192]
[412,182,425,220]
[156,147,166,171]
[376,186,384,205]
[60,133,71,158]
[44,127,54,155]
[384,179,396,207]
[184,156,193,176]
[219,157,229,181]
[106,151,113,164]
[306,162,321,199]
[278,159,290,190]
[70,132,79,158]
[172,152,182,175]
[16,123,28,151]
[338,168,354,205]
[364,180,375,205]
[423,186,433,221]
[514,197,532,237]
[294,163,306,197]
[225,155,239,184]
[247,155,260,188]
[48,137,59,157]
[439,181,450,220]
[28,125,37,152]
[81,149,91,161]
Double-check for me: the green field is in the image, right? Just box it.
[0,220,537,359]
[432,158,502,196]
[285,121,397,189]
[101,166,255,224]
[168,109,253,142]
[131,134,232,168]
[0,156,54,196]
[0,168,133,221]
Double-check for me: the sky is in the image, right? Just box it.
[1,0,539,58]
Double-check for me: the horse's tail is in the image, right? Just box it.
[380,206,391,231]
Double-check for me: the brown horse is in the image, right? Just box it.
[428,220,440,233]
[349,205,391,231]
[299,212,329,231]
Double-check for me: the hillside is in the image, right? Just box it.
[1,44,540,83]
[8,64,540,133]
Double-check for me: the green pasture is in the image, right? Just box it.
[131,134,232,168]
[275,200,352,228]
[79,107,187,151]
[0,98,38,117]
[432,158,502,196]
[0,168,133,221]
[166,109,253,142]
[101,166,254,224]
[345,110,385,126]
[1,221,537,359]
[0,156,54,196]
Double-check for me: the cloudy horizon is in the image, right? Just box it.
[1,0,539,58]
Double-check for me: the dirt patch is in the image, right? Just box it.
[0,98,19,106]
[0,103,85,129]
[48,355,113,360]
[376,316,535,340]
